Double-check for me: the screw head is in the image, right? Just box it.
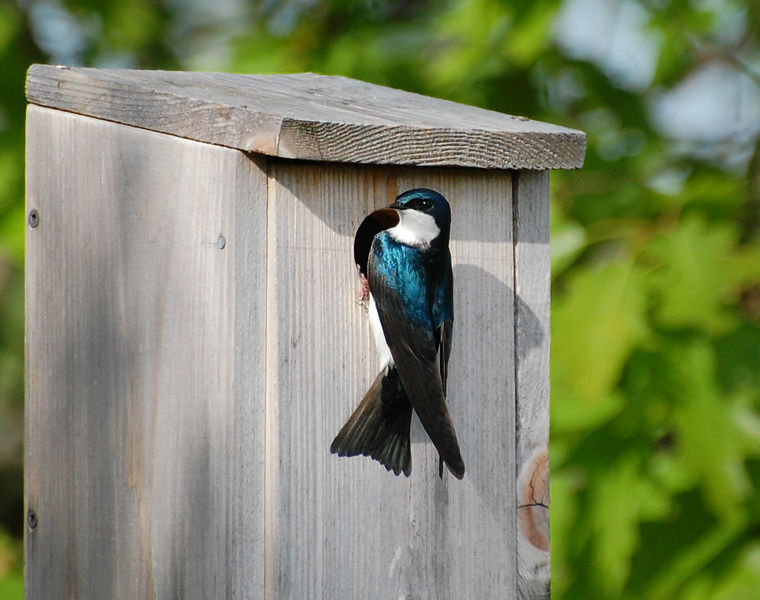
[27,509,38,530]
[217,234,226,249]
[28,209,40,228]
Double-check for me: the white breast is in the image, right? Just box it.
[387,209,440,249]
[368,293,394,372]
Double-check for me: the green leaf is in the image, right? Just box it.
[0,205,24,268]
[552,260,648,424]
[503,1,558,66]
[104,0,160,52]
[552,387,626,433]
[0,527,22,600]
[635,491,747,600]
[645,215,758,334]
[0,573,23,600]
[550,466,584,599]
[715,325,760,395]
[680,542,760,600]
[0,4,20,55]
[589,455,669,597]
[426,0,512,93]
[550,197,587,278]
[667,340,760,518]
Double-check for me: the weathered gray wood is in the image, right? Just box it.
[265,163,517,599]
[26,64,585,170]
[514,171,552,599]
[26,92,563,597]
[25,105,268,599]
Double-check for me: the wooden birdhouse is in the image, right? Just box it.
[24,65,585,599]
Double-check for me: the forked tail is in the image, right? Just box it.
[330,368,414,477]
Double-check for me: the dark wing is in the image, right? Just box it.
[438,317,453,396]
[368,254,464,479]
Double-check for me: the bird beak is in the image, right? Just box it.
[389,201,406,210]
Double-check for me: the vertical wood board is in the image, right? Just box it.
[25,106,268,599]
[265,163,517,599]
[514,171,551,599]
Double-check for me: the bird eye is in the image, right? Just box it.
[419,199,432,210]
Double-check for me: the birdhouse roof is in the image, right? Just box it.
[26,64,585,170]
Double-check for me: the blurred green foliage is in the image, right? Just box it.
[1,0,759,598]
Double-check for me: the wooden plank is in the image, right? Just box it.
[25,105,268,599]
[513,171,552,599]
[26,65,585,170]
[265,163,516,598]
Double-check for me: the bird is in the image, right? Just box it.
[330,188,465,479]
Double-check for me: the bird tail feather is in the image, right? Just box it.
[330,368,413,477]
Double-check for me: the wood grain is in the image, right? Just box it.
[26,64,585,170]
[265,163,517,599]
[26,104,554,598]
[25,105,268,599]
[514,171,552,599]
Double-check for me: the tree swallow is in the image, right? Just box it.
[331,188,465,479]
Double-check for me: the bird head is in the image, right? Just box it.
[388,188,451,248]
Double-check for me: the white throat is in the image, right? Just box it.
[387,209,440,249]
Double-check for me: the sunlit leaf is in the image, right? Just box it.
[0,4,20,54]
[680,542,760,600]
[551,196,587,278]
[426,0,512,93]
[589,454,669,597]
[0,206,24,268]
[504,1,558,66]
[645,215,758,334]
[0,526,22,599]
[552,386,626,433]
[550,466,583,598]
[104,0,160,51]
[552,260,649,410]
[666,340,760,517]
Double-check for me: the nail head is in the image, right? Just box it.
[27,509,38,530]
